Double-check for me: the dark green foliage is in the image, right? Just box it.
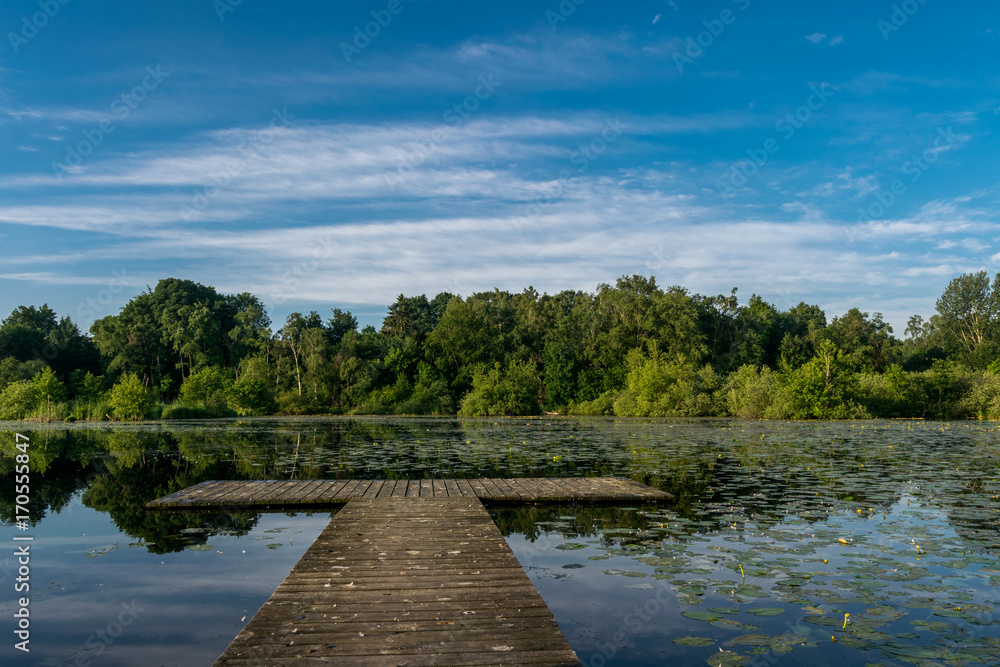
[109,373,155,420]
[722,365,780,419]
[0,380,39,420]
[8,270,1000,420]
[611,342,720,417]
[458,360,542,416]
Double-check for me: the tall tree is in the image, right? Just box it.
[826,308,895,372]
[279,312,323,396]
[935,271,1000,365]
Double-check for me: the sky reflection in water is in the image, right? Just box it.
[1,417,999,666]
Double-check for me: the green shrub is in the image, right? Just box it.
[611,343,721,417]
[109,373,155,420]
[782,341,869,419]
[569,389,618,416]
[276,390,315,415]
[161,402,236,419]
[180,366,232,407]
[458,360,541,416]
[0,380,40,420]
[70,371,105,402]
[722,365,778,419]
[32,366,65,420]
[395,378,454,414]
[0,358,46,393]
[855,365,924,418]
[954,370,1000,419]
[227,356,277,416]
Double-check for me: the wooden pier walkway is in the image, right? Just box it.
[147,478,670,665]
[146,476,671,510]
[214,497,581,666]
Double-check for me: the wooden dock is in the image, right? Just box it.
[146,478,670,666]
[214,497,581,666]
[146,477,671,510]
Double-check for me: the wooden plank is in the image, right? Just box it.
[311,480,347,502]
[273,480,312,503]
[444,479,471,496]
[361,480,385,499]
[466,478,491,499]
[286,480,326,504]
[149,477,672,509]
[531,477,568,500]
[475,478,504,500]
[506,478,537,500]
[333,479,364,501]
[170,479,222,504]
[214,497,580,666]
[375,479,397,498]
[147,480,220,507]
[349,479,374,500]
[488,478,519,501]
[193,481,250,505]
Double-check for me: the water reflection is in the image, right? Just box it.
[1,417,998,664]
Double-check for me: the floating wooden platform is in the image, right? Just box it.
[214,497,581,666]
[147,477,671,510]
[149,479,670,665]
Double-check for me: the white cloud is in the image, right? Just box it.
[0,111,993,334]
[805,33,827,44]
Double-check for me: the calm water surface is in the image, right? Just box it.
[1,417,999,666]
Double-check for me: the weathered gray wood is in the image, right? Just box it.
[146,477,671,509]
[361,480,384,499]
[375,479,396,498]
[214,497,581,666]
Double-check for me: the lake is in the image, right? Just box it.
[2,417,999,666]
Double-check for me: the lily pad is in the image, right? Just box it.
[705,652,750,667]
[673,636,716,647]
[879,642,951,659]
[681,611,722,622]
[746,607,786,617]
[707,607,741,615]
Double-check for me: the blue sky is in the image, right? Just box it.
[0,0,998,334]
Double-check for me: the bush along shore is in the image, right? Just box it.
[5,273,1000,421]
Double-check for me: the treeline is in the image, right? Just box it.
[4,273,1000,420]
